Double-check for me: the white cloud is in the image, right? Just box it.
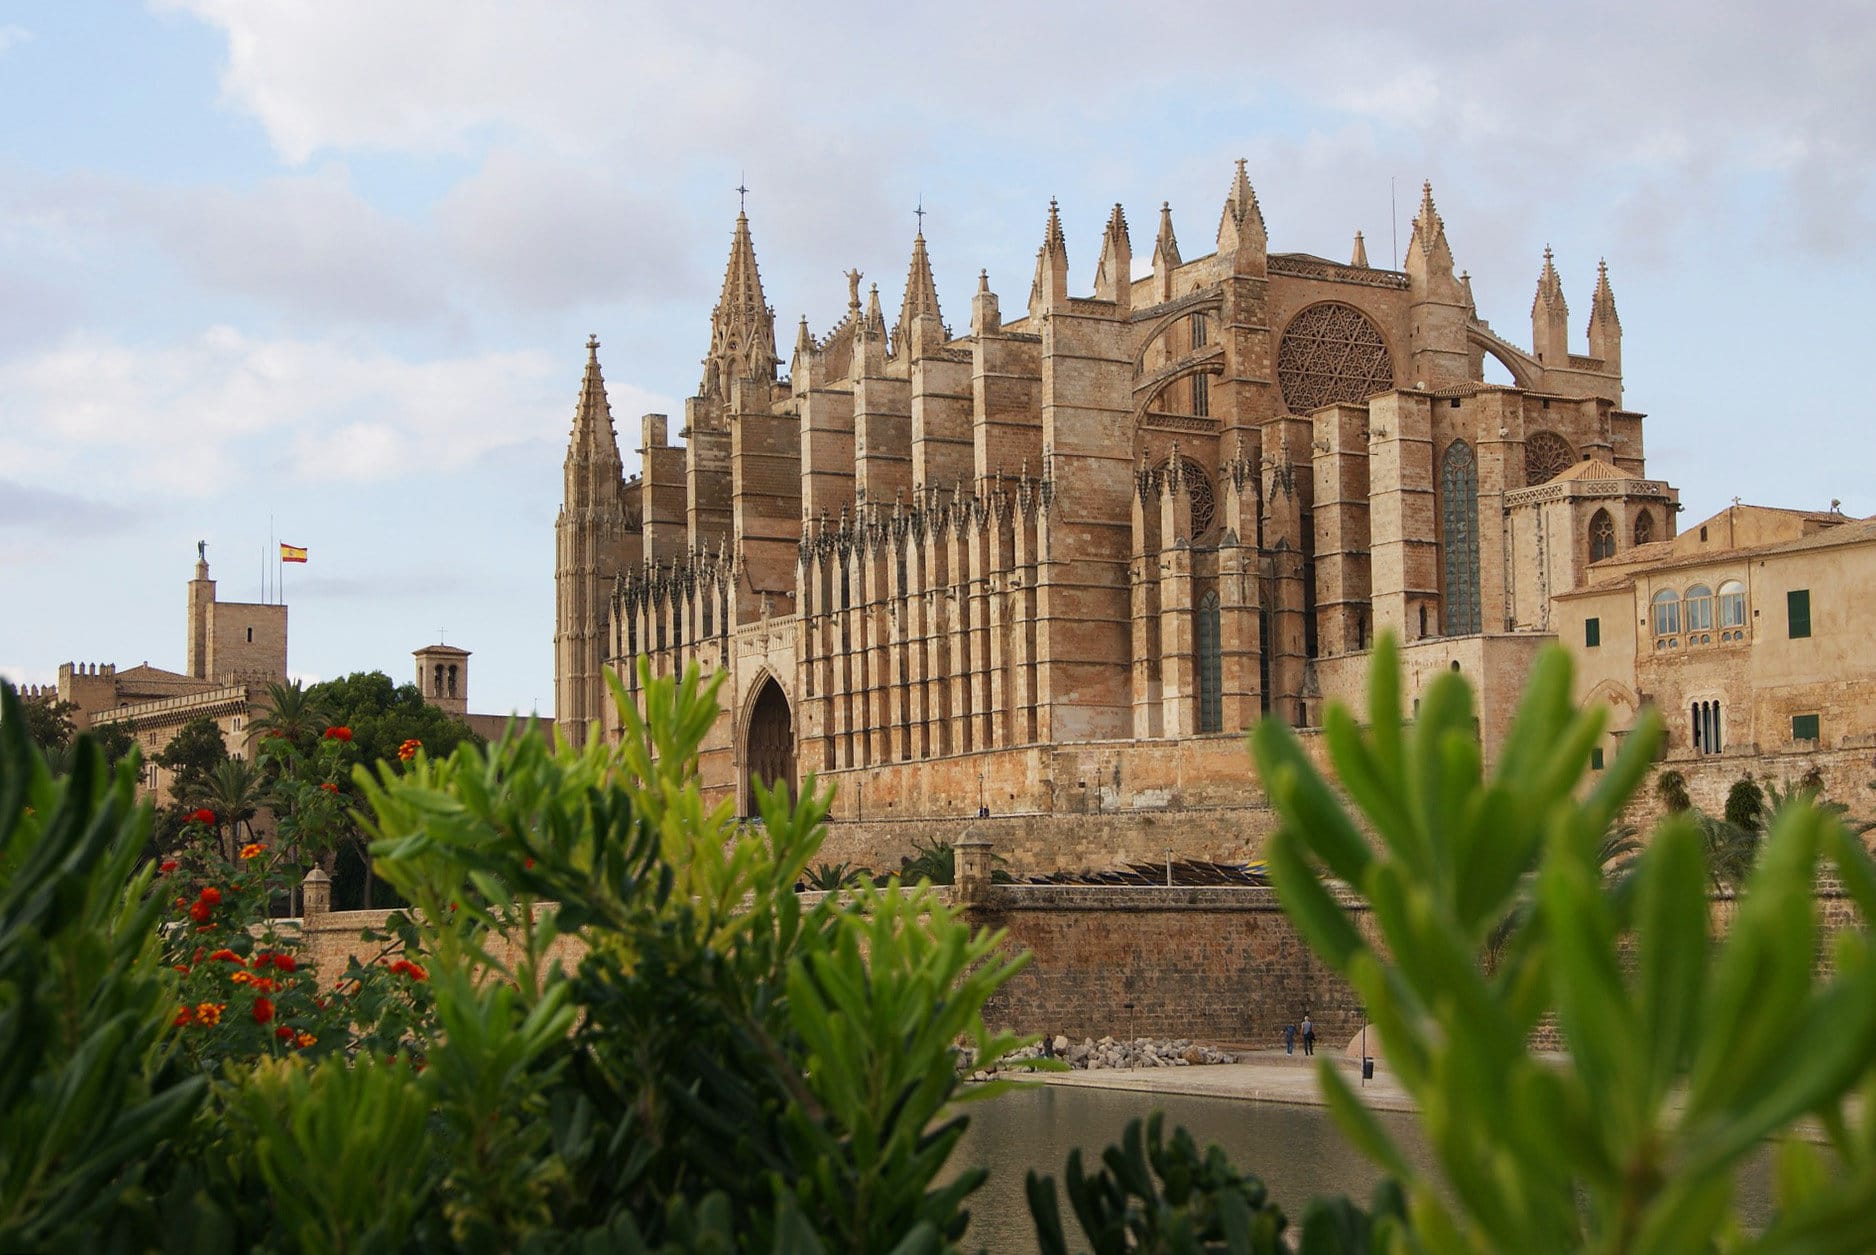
[0,25,31,57]
[0,328,676,494]
[158,0,1876,266]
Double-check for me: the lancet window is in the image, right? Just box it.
[1440,440,1482,635]
[1197,591,1223,734]
[1590,509,1617,562]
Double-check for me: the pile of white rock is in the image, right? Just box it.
[971,1036,1240,1074]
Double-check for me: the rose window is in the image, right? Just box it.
[1276,302,1395,414]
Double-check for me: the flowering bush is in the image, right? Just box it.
[157,826,435,1069]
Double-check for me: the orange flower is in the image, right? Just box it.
[207,948,245,965]
[387,959,429,981]
[194,1002,226,1027]
[251,997,275,1024]
[295,1031,317,1048]
[239,842,265,860]
[322,725,352,742]
[229,970,253,985]
[398,738,421,761]
[173,1006,193,1026]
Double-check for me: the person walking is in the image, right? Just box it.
[1283,1023,1297,1055]
[1301,1014,1315,1057]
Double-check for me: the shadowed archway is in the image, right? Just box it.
[743,676,795,817]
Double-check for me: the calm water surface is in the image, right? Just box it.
[950,1083,1783,1252]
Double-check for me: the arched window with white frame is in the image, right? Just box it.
[1718,579,1747,639]
[1684,583,1714,637]
[1651,589,1680,640]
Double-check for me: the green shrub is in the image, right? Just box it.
[0,685,204,1248]
[1251,635,1876,1252]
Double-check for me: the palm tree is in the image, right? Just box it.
[251,680,334,753]
[188,757,266,861]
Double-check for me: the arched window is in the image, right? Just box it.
[1634,511,1655,545]
[1525,431,1575,484]
[447,664,458,697]
[1718,580,1747,634]
[1190,372,1210,417]
[1440,440,1481,635]
[1684,584,1714,633]
[1651,589,1680,638]
[1197,591,1223,734]
[1589,509,1617,561]
[1190,311,1208,348]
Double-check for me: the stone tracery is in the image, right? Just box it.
[1276,302,1394,414]
[1525,430,1575,484]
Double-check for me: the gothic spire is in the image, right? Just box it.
[1153,200,1181,271]
[1531,245,1570,363]
[570,335,615,452]
[1589,258,1619,326]
[895,229,943,350]
[1532,245,1567,315]
[1216,158,1267,256]
[1094,202,1132,305]
[701,209,779,397]
[1033,197,1069,309]
[1587,258,1622,370]
[1350,230,1368,268]
[1403,180,1460,297]
[564,335,622,504]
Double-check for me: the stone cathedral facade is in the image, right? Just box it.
[556,164,1683,869]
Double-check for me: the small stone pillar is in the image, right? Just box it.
[955,838,995,907]
[302,866,331,920]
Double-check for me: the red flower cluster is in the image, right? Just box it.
[252,951,297,973]
[323,725,353,742]
[159,860,179,873]
[397,738,422,762]
[188,808,216,825]
[206,948,245,965]
[187,885,223,925]
[387,959,429,982]
[251,997,275,1024]
[319,781,340,794]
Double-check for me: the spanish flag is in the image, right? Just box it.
[280,543,308,564]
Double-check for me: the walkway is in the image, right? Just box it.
[1021,1048,1415,1113]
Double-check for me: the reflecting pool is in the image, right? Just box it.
[950,1083,1783,1252]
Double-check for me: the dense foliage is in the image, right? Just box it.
[1253,635,1876,1252]
[8,633,1876,1253]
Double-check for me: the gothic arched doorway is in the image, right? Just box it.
[743,676,795,817]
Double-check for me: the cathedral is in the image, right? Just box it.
[555,163,1687,869]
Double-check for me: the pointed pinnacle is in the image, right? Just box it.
[1044,197,1066,252]
[1155,200,1181,267]
[1351,231,1368,268]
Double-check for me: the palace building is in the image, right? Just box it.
[554,164,1869,870]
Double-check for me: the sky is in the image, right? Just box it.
[2,1,1873,716]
